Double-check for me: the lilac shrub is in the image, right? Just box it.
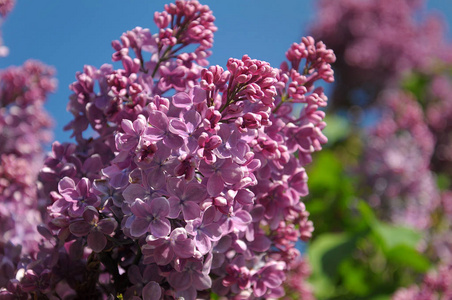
[0,1,335,299]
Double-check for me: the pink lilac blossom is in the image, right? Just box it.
[0,60,56,255]
[310,0,452,110]
[425,72,452,180]
[0,1,335,299]
[361,90,439,230]
[392,263,452,300]
[283,255,315,300]
[416,69,452,266]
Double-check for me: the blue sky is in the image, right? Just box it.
[1,0,451,144]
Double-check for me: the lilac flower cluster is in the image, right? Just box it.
[310,0,452,110]
[0,1,335,299]
[282,256,314,300]
[361,90,439,230]
[0,60,56,255]
[424,72,452,180]
[418,70,452,267]
[392,262,452,300]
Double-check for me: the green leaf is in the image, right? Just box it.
[357,200,377,226]
[308,233,361,298]
[401,72,430,106]
[386,244,431,272]
[437,172,451,191]
[339,260,371,296]
[323,114,350,145]
[369,295,391,300]
[372,222,422,250]
[307,150,343,192]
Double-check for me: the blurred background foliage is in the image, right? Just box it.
[297,0,452,299]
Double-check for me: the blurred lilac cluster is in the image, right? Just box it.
[0,59,56,255]
[393,263,452,300]
[362,90,439,230]
[424,72,452,178]
[0,1,335,299]
[311,0,452,297]
[311,0,452,110]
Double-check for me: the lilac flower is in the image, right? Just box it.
[129,197,171,238]
[52,177,100,218]
[199,158,244,196]
[68,206,118,252]
[185,206,222,255]
[168,258,212,298]
[92,179,124,208]
[169,108,202,152]
[218,205,252,234]
[196,132,222,164]
[146,110,184,149]
[213,124,249,164]
[250,262,286,297]
[21,269,51,293]
[122,172,160,205]
[143,227,195,265]
[124,265,163,300]
[116,114,149,151]
[102,163,132,189]
[166,177,206,220]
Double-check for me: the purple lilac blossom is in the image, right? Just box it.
[361,90,439,230]
[1,1,335,299]
[392,262,452,300]
[0,60,56,256]
[310,0,452,111]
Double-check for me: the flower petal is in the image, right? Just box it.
[87,230,107,253]
[151,218,171,238]
[207,173,223,196]
[142,281,162,300]
[130,218,150,237]
[182,201,201,220]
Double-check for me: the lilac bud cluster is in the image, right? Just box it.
[0,60,56,255]
[0,1,335,299]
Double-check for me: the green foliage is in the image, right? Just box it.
[308,233,361,299]
[437,172,451,191]
[306,150,430,299]
[305,149,360,234]
[323,114,351,145]
[402,72,430,108]
[371,222,421,250]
